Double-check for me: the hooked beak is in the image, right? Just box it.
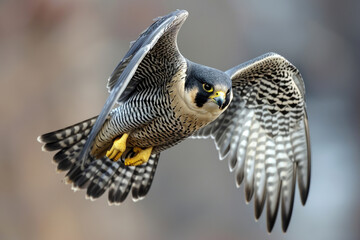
[209,91,226,109]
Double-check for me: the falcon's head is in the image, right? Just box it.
[184,61,233,117]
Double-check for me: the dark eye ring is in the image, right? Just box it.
[202,83,213,93]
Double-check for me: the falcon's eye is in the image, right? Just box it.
[202,83,213,93]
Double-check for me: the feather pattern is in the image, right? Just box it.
[38,11,188,204]
[38,10,310,234]
[38,119,161,204]
[77,10,189,166]
[90,10,189,156]
[192,53,311,232]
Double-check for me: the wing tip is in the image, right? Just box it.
[266,183,281,233]
[281,218,291,233]
[153,9,188,27]
[174,9,188,18]
[254,195,266,220]
[245,186,254,203]
[280,200,294,233]
[266,218,276,233]
[254,206,262,221]
[156,9,188,19]
[299,186,310,205]
[301,111,311,206]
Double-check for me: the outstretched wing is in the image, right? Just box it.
[78,10,188,165]
[193,53,310,232]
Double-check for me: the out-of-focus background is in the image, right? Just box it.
[1,0,359,239]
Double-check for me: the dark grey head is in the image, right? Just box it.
[184,60,232,115]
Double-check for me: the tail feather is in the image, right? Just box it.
[108,167,132,204]
[42,130,92,151]
[132,153,160,200]
[87,158,125,200]
[131,165,146,201]
[38,117,160,204]
[53,140,86,163]
[38,117,97,144]
[108,166,136,204]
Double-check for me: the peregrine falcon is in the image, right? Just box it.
[38,10,310,232]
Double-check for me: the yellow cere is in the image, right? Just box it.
[209,91,226,99]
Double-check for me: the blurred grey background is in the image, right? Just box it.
[1,0,359,240]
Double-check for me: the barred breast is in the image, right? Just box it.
[127,65,212,153]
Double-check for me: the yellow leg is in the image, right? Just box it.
[124,147,153,166]
[106,133,129,161]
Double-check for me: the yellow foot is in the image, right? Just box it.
[124,147,153,166]
[106,133,129,161]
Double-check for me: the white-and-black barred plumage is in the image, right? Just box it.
[38,10,310,233]
[193,53,310,232]
[38,116,160,202]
